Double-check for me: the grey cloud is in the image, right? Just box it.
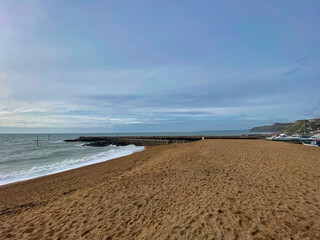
[296,55,309,64]
[281,55,311,77]
[305,101,320,118]
[282,67,300,76]
[77,92,274,121]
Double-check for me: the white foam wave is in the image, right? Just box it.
[0,145,144,186]
[50,140,64,144]
[75,143,86,147]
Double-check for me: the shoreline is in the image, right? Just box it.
[1,140,319,239]
[0,144,145,187]
[0,145,163,210]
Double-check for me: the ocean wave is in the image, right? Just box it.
[75,143,87,147]
[49,140,64,144]
[0,145,144,186]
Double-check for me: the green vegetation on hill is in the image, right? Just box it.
[250,123,291,132]
[285,119,320,134]
[250,119,320,134]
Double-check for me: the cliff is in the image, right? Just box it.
[250,119,320,134]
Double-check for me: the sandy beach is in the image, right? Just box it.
[0,139,319,239]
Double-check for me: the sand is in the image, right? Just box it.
[0,140,319,239]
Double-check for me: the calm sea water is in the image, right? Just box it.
[0,130,262,186]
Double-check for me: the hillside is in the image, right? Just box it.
[285,119,320,134]
[250,123,292,132]
[250,119,320,134]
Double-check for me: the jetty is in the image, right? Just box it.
[65,135,268,147]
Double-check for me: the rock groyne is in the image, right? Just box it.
[65,135,267,146]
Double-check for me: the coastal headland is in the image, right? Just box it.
[0,139,319,239]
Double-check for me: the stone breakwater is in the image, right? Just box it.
[65,135,267,146]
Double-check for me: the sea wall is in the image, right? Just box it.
[65,135,267,146]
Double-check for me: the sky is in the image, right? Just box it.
[0,0,319,133]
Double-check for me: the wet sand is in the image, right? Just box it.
[0,140,319,239]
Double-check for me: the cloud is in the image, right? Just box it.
[282,67,300,76]
[296,55,309,63]
[0,1,320,132]
[305,101,320,118]
[281,54,312,77]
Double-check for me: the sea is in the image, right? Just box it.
[0,130,263,186]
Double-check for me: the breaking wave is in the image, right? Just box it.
[0,145,144,186]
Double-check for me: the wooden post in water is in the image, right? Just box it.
[48,134,50,141]
[37,135,39,146]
